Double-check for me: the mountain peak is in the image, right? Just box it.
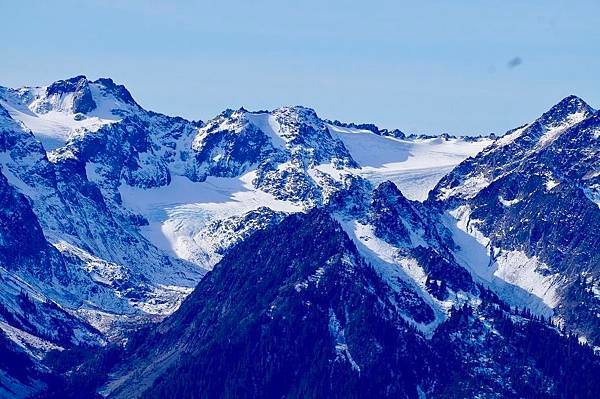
[556,94,588,106]
[93,77,138,106]
[43,76,138,111]
[45,75,89,96]
[0,75,148,150]
[275,105,319,118]
[373,180,407,200]
[39,75,96,114]
[538,95,594,129]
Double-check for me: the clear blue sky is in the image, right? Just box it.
[2,1,599,135]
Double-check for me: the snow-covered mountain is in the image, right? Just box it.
[0,76,140,150]
[61,210,600,399]
[1,76,598,398]
[430,95,600,341]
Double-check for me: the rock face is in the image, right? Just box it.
[0,96,203,333]
[45,76,97,114]
[0,169,65,282]
[65,211,600,399]
[430,95,600,342]
[1,79,209,394]
[103,210,431,399]
[0,76,598,398]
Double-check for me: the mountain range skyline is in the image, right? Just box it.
[0,73,598,398]
[3,74,597,139]
[3,2,600,397]
[3,0,600,136]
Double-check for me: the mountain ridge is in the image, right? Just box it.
[0,76,598,398]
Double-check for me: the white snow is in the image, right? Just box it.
[85,162,104,184]
[0,153,36,196]
[133,284,194,315]
[498,196,521,207]
[536,111,588,150]
[494,251,560,308]
[328,308,361,373]
[434,111,591,202]
[583,170,600,180]
[245,112,287,148]
[495,125,528,147]
[119,172,303,268]
[445,205,559,315]
[437,173,491,201]
[583,186,600,208]
[53,240,129,287]
[545,179,560,190]
[495,109,587,151]
[1,98,114,150]
[582,172,600,207]
[336,217,452,335]
[328,125,492,201]
[312,163,346,181]
[0,321,63,359]
[0,82,137,151]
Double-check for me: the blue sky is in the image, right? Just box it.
[2,0,599,135]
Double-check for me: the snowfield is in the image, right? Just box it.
[0,82,135,150]
[119,172,303,268]
[2,76,599,397]
[328,124,492,201]
[445,205,559,316]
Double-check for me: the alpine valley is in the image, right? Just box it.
[0,76,598,398]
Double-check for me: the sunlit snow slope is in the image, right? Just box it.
[119,173,303,267]
[114,111,491,270]
[328,125,492,200]
[0,77,138,150]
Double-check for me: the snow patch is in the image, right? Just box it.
[582,170,600,180]
[494,251,560,308]
[498,196,521,207]
[445,206,559,315]
[545,179,560,190]
[245,112,287,149]
[495,125,528,147]
[0,321,63,359]
[438,173,490,201]
[328,308,361,373]
[536,111,588,149]
[336,218,451,335]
